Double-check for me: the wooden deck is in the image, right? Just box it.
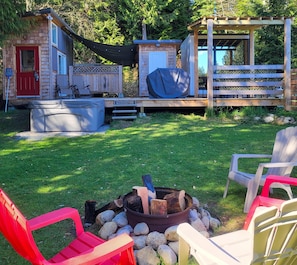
[104,97,284,113]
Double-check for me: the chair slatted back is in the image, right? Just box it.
[0,189,44,264]
[268,126,297,175]
[252,199,297,264]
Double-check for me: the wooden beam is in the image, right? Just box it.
[249,29,255,65]
[194,30,199,98]
[284,18,291,111]
[207,19,214,109]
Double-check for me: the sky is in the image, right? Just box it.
[198,50,227,74]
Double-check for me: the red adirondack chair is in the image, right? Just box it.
[0,188,136,265]
[243,174,297,230]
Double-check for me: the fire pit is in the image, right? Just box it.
[124,187,193,233]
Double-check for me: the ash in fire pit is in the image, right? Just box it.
[124,186,193,233]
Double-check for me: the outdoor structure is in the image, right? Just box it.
[182,16,292,110]
[133,40,182,97]
[2,8,74,105]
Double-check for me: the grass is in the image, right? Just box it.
[0,107,296,264]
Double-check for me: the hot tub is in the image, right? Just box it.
[29,99,105,132]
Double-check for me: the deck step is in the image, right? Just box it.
[112,109,137,114]
[112,115,137,120]
[112,100,138,120]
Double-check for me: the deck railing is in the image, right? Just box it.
[211,64,284,98]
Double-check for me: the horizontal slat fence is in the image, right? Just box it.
[212,65,284,98]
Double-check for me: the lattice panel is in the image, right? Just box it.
[73,65,121,74]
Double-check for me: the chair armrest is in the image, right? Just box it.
[230,154,272,171]
[28,207,84,235]
[60,233,135,265]
[252,161,297,185]
[177,223,240,265]
[261,175,297,197]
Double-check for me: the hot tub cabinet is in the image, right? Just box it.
[29,99,105,132]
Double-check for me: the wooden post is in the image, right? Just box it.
[249,29,255,65]
[207,19,214,109]
[194,30,199,98]
[284,18,291,111]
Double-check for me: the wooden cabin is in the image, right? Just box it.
[2,8,74,105]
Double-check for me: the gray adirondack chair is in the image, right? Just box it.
[177,198,297,265]
[223,126,297,213]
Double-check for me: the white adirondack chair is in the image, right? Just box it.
[223,126,297,213]
[177,198,297,265]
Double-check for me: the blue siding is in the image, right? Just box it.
[52,26,73,73]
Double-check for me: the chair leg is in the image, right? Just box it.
[223,179,230,198]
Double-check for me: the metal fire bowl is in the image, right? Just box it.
[124,187,193,233]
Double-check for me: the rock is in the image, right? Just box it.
[191,218,207,232]
[98,221,118,240]
[168,241,179,255]
[116,225,133,236]
[96,210,115,225]
[136,246,160,265]
[275,116,295,125]
[201,215,210,230]
[146,231,167,250]
[134,222,150,235]
[112,211,128,227]
[210,217,221,229]
[157,244,177,265]
[192,197,200,208]
[189,208,198,222]
[164,225,179,241]
[132,235,147,250]
[263,114,275,123]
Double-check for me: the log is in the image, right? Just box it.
[133,186,149,214]
[163,190,186,214]
[125,193,144,213]
[150,199,167,215]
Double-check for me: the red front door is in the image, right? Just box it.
[16,46,40,96]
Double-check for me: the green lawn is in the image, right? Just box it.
[0,108,295,264]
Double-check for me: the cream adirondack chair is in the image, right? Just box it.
[177,198,297,265]
[223,126,297,213]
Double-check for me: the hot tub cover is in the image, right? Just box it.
[146,68,190,98]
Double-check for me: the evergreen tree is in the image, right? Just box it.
[0,0,29,44]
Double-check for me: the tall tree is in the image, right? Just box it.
[0,0,29,45]
[116,0,191,42]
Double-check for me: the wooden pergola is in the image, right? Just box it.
[188,17,292,110]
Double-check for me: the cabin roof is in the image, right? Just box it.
[22,7,74,33]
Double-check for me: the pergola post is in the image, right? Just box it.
[249,29,255,65]
[194,30,199,98]
[207,19,214,109]
[284,18,291,111]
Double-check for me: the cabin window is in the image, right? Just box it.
[52,23,58,46]
[58,52,67,74]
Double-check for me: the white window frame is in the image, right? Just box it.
[58,52,67,74]
[51,22,58,46]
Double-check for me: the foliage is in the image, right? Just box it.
[116,0,191,41]
[0,0,29,45]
